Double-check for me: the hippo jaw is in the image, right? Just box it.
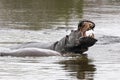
[64,36,97,54]
[64,46,88,53]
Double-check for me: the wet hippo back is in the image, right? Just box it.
[0,48,61,57]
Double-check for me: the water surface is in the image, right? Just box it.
[0,0,120,80]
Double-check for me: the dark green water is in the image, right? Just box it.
[0,0,83,30]
[0,0,120,80]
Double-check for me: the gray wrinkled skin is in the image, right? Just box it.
[52,30,82,52]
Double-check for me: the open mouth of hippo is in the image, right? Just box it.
[63,29,97,54]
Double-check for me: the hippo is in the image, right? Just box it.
[0,20,97,57]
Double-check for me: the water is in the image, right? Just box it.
[0,0,120,80]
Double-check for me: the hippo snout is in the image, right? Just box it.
[79,37,97,48]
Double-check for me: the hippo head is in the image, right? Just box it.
[63,20,97,53]
[64,31,97,53]
[53,20,97,54]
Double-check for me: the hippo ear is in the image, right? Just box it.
[64,35,69,46]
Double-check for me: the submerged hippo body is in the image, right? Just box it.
[12,30,97,54]
[0,30,97,57]
[0,48,61,57]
